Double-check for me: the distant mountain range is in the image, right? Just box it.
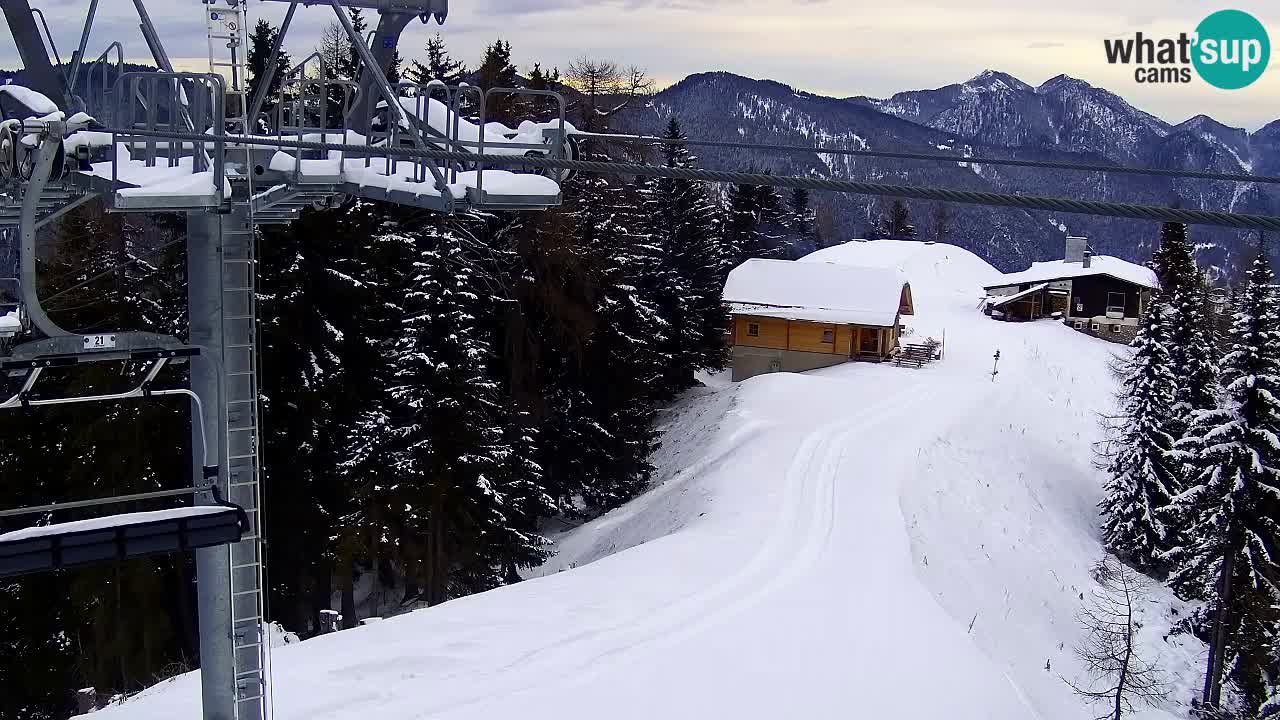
[619,69,1280,277]
[5,64,1277,279]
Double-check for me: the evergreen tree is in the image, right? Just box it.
[1100,292,1180,569]
[341,8,367,80]
[476,39,518,125]
[1149,221,1198,301]
[1155,223,1220,445]
[247,19,291,126]
[1167,250,1280,713]
[525,63,560,91]
[872,199,915,240]
[788,187,814,238]
[409,32,466,85]
[639,117,728,393]
[258,203,375,634]
[1168,272,1222,438]
[387,225,550,605]
[722,179,783,270]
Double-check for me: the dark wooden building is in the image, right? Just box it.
[983,238,1158,343]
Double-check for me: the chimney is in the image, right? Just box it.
[1064,236,1088,263]
[1082,250,1092,268]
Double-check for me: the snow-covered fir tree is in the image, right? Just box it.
[258,203,374,633]
[1150,221,1198,301]
[1167,249,1280,712]
[387,224,549,605]
[554,157,666,509]
[1153,223,1221,444]
[639,117,729,394]
[722,179,784,270]
[1101,292,1180,569]
[787,187,816,251]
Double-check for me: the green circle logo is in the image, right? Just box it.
[1192,10,1270,89]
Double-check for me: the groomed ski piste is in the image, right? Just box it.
[90,240,1207,720]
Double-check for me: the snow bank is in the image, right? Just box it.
[89,241,1203,720]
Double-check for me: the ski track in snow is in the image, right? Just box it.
[420,384,934,717]
[91,240,1205,720]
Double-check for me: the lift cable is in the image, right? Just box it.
[41,237,185,311]
[106,127,1280,233]
[568,130,1280,186]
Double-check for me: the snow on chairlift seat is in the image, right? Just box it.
[0,505,245,579]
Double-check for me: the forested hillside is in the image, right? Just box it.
[0,28,815,718]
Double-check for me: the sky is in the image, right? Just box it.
[1,0,1277,130]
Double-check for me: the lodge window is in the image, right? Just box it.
[747,322,760,337]
[1091,323,1100,332]
[1111,324,1122,334]
[821,329,834,344]
[1107,292,1126,316]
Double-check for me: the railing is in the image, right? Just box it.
[85,42,125,114]
[108,72,226,204]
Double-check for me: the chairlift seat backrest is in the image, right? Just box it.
[0,505,245,579]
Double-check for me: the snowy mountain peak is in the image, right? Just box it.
[1175,114,1241,134]
[1035,73,1091,94]
[966,69,1033,93]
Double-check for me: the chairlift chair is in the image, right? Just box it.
[0,489,248,579]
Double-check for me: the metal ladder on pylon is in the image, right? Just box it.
[222,204,267,720]
[205,0,252,138]
[208,2,269,718]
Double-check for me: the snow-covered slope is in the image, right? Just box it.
[93,241,1203,720]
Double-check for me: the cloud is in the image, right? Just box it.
[1026,41,1065,49]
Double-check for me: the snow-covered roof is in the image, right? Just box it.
[988,283,1048,308]
[985,255,1158,290]
[723,258,910,327]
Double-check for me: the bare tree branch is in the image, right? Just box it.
[1064,556,1170,720]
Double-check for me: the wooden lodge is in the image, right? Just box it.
[723,259,914,381]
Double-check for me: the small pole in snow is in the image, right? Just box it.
[990,349,1001,382]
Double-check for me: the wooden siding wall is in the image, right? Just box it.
[735,316,882,357]
[734,316,789,350]
[789,321,839,353]
[835,325,853,356]
[1067,275,1145,318]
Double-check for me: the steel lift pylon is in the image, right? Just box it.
[0,1,569,718]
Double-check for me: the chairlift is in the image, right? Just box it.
[0,486,248,579]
